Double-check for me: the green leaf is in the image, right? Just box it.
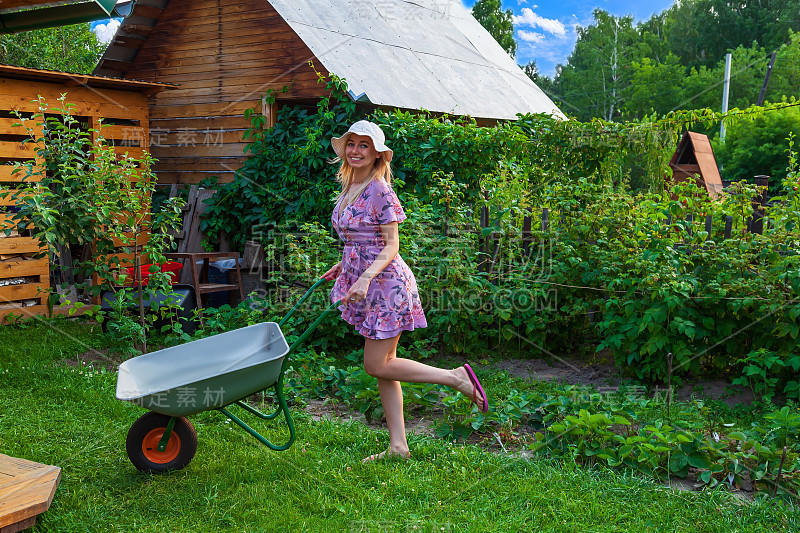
[687,451,712,470]
[434,423,452,439]
[669,453,689,473]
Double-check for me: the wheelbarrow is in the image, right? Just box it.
[115,277,339,472]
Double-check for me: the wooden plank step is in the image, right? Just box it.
[0,454,61,530]
[197,283,239,294]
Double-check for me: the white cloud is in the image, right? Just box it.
[518,30,545,43]
[94,19,120,44]
[512,8,566,37]
[514,18,580,77]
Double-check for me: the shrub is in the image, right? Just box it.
[713,100,800,197]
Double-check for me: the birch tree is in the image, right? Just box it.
[553,10,640,121]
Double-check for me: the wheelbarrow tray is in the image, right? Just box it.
[116,322,289,417]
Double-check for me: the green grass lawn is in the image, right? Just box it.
[1,319,799,532]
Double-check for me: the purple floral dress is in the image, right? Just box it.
[330,178,427,340]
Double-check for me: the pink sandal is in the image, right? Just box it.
[464,364,488,413]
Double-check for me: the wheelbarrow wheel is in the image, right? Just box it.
[126,412,197,473]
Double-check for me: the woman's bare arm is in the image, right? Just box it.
[343,222,400,301]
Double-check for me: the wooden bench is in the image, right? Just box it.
[0,454,61,533]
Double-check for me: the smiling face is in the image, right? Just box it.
[345,134,380,176]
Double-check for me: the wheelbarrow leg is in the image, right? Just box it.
[217,382,295,451]
[242,384,285,421]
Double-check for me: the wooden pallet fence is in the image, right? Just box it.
[479,207,549,260]
[0,116,49,322]
[0,65,169,319]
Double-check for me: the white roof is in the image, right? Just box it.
[267,0,565,120]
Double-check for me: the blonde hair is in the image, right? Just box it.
[333,133,394,205]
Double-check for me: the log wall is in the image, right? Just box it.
[123,0,329,184]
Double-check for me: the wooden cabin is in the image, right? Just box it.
[0,64,169,321]
[668,131,724,198]
[94,0,565,186]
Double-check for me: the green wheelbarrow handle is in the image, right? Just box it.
[279,276,339,327]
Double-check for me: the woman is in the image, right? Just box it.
[322,120,488,462]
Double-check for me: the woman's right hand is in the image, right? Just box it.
[322,262,342,281]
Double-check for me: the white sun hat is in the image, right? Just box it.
[331,120,393,163]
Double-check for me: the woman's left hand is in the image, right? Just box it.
[344,276,370,304]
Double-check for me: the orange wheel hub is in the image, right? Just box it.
[142,428,181,464]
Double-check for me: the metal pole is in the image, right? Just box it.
[757,51,777,106]
[720,53,732,141]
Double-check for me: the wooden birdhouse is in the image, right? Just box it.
[668,131,724,198]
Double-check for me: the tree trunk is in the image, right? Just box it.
[134,242,147,354]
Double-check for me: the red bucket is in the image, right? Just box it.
[125,261,183,285]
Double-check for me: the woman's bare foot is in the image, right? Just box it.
[362,447,411,463]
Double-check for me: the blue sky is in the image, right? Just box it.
[462,0,676,76]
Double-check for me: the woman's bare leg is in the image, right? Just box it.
[361,334,485,461]
[362,335,408,461]
[363,337,484,399]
